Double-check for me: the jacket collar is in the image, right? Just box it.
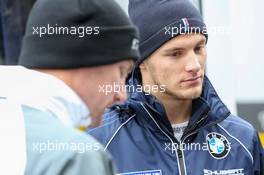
[125,68,230,137]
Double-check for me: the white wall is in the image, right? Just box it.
[202,0,237,113]
[115,0,128,14]
[203,0,264,111]
[230,0,264,103]
[115,0,201,14]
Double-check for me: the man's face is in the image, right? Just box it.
[74,60,133,127]
[141,34,207,100]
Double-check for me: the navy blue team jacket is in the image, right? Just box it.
[89,68,264,175]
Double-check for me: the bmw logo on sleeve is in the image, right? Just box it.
[206,132,231,159]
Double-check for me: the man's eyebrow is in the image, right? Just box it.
[164,47,184,53]
[196,38,206,46]
[163,38,206,53]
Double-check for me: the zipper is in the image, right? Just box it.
[182,111,231,143]
[140,102,187,175]
[181,112,210,142]
[140,101,230,175]
[181,104,211,139]
[177,147,186,175]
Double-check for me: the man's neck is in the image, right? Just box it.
[141,76,192,124]
[154,92,192,124]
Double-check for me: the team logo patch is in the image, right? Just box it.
[181,18,190,32]
[118,169,162,175]
[204,168,244,175]
[131,38,139,50]
[206,132,231,159]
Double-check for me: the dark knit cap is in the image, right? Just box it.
[129,0,208,65]
[19,0,140,69]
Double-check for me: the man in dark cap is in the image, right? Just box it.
[0,0,139,174]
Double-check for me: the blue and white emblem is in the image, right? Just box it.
[206,132,231,159]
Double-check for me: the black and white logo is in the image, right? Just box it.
[204,168,244,175]
[206,132,231,159]
[131,38,139,51]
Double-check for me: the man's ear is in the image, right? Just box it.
[139,60,148,71]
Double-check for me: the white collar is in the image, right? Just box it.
[0,66,91,129]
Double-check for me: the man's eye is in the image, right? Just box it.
[171,51,183,57]
[194,45,205,53]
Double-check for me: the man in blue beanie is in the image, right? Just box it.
[90,0,264,175]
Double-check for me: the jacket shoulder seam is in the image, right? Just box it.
[104,114,136,151]
[217,123,254,164]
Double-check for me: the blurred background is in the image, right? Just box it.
[0,0,263,143]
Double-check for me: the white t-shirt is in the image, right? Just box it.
[0,99,26,175]
[171,121,189,141]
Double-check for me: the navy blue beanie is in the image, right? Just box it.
[129,0,208,65]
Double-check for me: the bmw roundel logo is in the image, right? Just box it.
[206,132,231,159]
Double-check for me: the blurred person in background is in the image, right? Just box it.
[0,0,36,64]
[0,0,139,174]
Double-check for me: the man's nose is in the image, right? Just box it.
[113,90,128,103]
[185,53,201,73]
